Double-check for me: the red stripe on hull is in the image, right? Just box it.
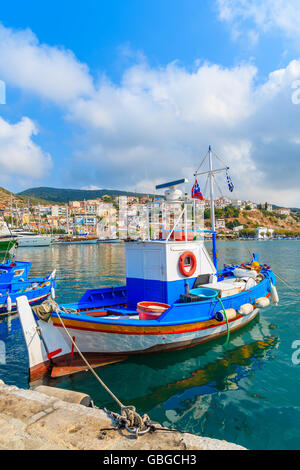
[52,314,244,336]
[29,310,259,381]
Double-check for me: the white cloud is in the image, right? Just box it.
[0,24,93,104]
[0,23,299,206]
[66,59,300,206]
[0,116,52,185]
[216,0,300,43]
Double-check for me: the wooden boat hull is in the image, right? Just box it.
[50,309,259,379]
[16,295,259,382]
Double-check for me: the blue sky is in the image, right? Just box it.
[0,0,300,206]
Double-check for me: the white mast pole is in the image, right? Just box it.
[38,204,41,234]
[208,145,215,233]
[66,205,69,234]
[28,199,30,229]
[208,145,218,268]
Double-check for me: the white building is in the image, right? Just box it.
[231,199,243,209]
[51,205,67,217]
[215,219,226,229]
[233,225,244,232]
[277,208,290,216]
[256,227,274,239]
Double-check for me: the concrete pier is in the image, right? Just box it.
[0,382,245,450]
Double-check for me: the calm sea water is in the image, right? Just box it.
[0,240,299,450]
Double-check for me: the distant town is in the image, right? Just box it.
[1,193,300,240]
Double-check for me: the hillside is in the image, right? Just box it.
[237,209,300,231]
[18,186,155,203]
[0,187,50,208]
[205,206,300,234]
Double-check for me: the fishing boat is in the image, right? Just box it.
[0,259,56,315]
[17,147,279,382]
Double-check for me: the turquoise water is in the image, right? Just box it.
[0,240,300,450]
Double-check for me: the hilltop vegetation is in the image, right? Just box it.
[0,187,50,208]
[18,186,155,203]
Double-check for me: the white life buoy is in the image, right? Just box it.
[270,283,279,305]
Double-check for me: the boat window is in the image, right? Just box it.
[13,269,24,277]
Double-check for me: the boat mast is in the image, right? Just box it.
[28,199,30,230]
[208,145,217,269]
[84,199,87,235]
[10,193,13,228]
[194,146,229,270]
[66,204,69,234]
[38,204,41,234]
[208,145,215,233]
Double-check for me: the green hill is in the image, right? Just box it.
[18,186,155,203]
[0,186,51,207]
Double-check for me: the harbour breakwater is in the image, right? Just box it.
[0,381,245,450]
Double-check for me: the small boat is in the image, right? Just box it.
[17,147,279,382]
[0,259,56,315]
[97,238,122,244]
[56,235,98,245]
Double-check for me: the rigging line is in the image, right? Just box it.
[212,149,228,167]
[195,150,209,174]
[203,175,209,199]
[214,176,225,199]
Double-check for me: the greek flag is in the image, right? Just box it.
[191,179,203,200]
[226,170,234,192]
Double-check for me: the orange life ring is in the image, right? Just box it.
[179,251,197,277]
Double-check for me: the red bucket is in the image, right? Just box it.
[137,301,170,320]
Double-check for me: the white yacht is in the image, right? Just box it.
[11,230,52,247]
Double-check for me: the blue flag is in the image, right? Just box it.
[226,170,234,192]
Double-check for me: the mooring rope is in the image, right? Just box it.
[55,309,124,407]
[241,238,300,299]
[54,307,153,436]
[217,297,230,345]
[272,270,300,298]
